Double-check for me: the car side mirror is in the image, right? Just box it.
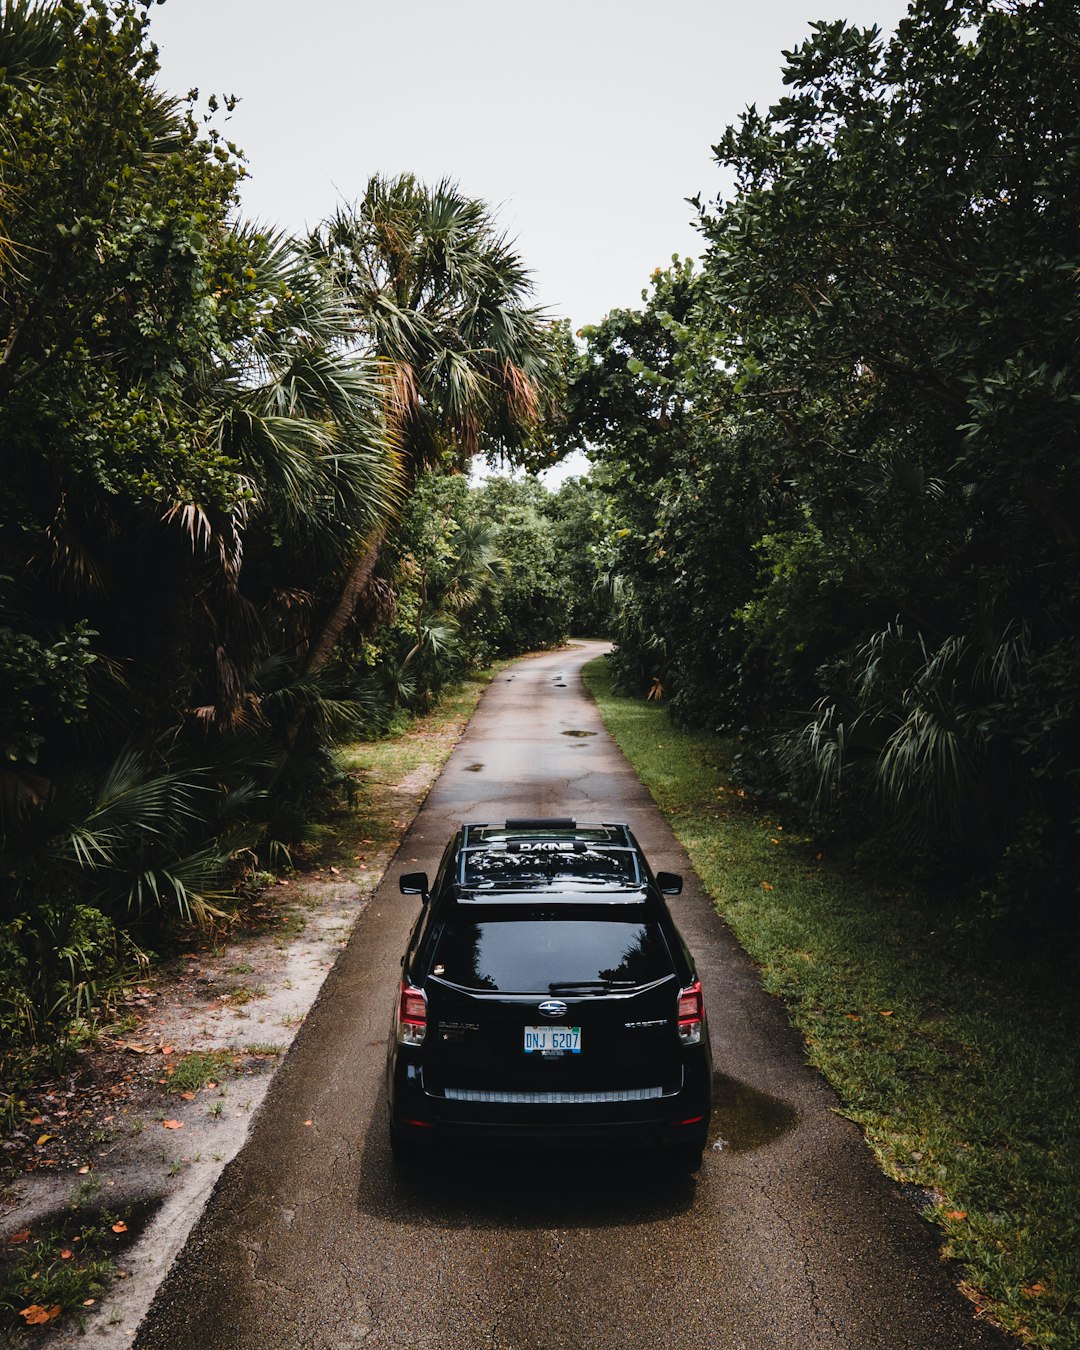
[656,871,683,895]
[399,872,430,902]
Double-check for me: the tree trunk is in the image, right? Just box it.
[276,456,414,772]
[302,521,388,676]
[303,448,419,678]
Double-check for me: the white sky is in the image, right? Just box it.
[150,0,910,336]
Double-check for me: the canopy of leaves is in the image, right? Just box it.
[310,177,569,476]
[360,472,570,713]
[570,0,1080,923]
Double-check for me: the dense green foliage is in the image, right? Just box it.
[0,0,566,1064]
[570,0,1080,926]
[360,472,573,712]
[543,475,616,637]
[465,476,567,655]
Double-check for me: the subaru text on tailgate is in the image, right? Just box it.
[387,819,712,1168]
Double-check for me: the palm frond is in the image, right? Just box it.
[0,0,64,84]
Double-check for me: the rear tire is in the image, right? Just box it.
[389,1121,430,1164]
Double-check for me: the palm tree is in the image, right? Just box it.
[303,174,563,674]
[175,225,400,733]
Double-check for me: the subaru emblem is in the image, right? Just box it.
[538,999,568,1019]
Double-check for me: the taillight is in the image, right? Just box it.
[397,980,427,1046]
[677,980,704,1045]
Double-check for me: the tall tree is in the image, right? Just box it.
[0,0,397,947]
[304,175,566,673]
[698,0,1080,888]
[573,0,1080,911]
[1,0,242,798]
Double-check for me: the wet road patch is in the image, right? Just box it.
[709,1074,800,1153]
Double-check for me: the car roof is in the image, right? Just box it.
[446,819,651,903]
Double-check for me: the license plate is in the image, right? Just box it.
[523,1025,581,1054]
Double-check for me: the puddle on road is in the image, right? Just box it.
[463,763,484,773]
[709,1074,800,1153]
[561,730,597,738]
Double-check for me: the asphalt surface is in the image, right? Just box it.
[134,644,1010,1350]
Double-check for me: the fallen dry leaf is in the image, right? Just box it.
[944,1210,967,1221]
[160,1045,174,1055]
[179,1091,196,1101]
[845,1014,861,1021]
[761,881,774,891]
[35,1134,52,1147]
[78,1166,89,1174]
[1022,1283,1049,1299]
[21,1305,61,1325]
[8,1230,31,1244]
[83,1299,96,1307]
[303,1119,313,1127]
[878,1010,894,1017]
[162,1119,183,1129]
[60,1249,73,1260]
[123,1043,152,1054]
[111,1221,128,1234]
[29,1115,43,1125]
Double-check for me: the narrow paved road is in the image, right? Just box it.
[136,645,1007,1349]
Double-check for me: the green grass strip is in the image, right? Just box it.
[583,656,1079,1348]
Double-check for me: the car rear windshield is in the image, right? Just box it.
[428,918,673,993]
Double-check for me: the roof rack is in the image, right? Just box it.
[503,817,577,830]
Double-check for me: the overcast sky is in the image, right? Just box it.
[150,0,910,335]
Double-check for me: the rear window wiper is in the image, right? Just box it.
[548,979,638,991]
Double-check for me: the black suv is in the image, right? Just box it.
[387,818,712,1167]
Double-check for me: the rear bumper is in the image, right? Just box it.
[389,1053,712,1151]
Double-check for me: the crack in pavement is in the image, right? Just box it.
[755,1176,849,1348]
